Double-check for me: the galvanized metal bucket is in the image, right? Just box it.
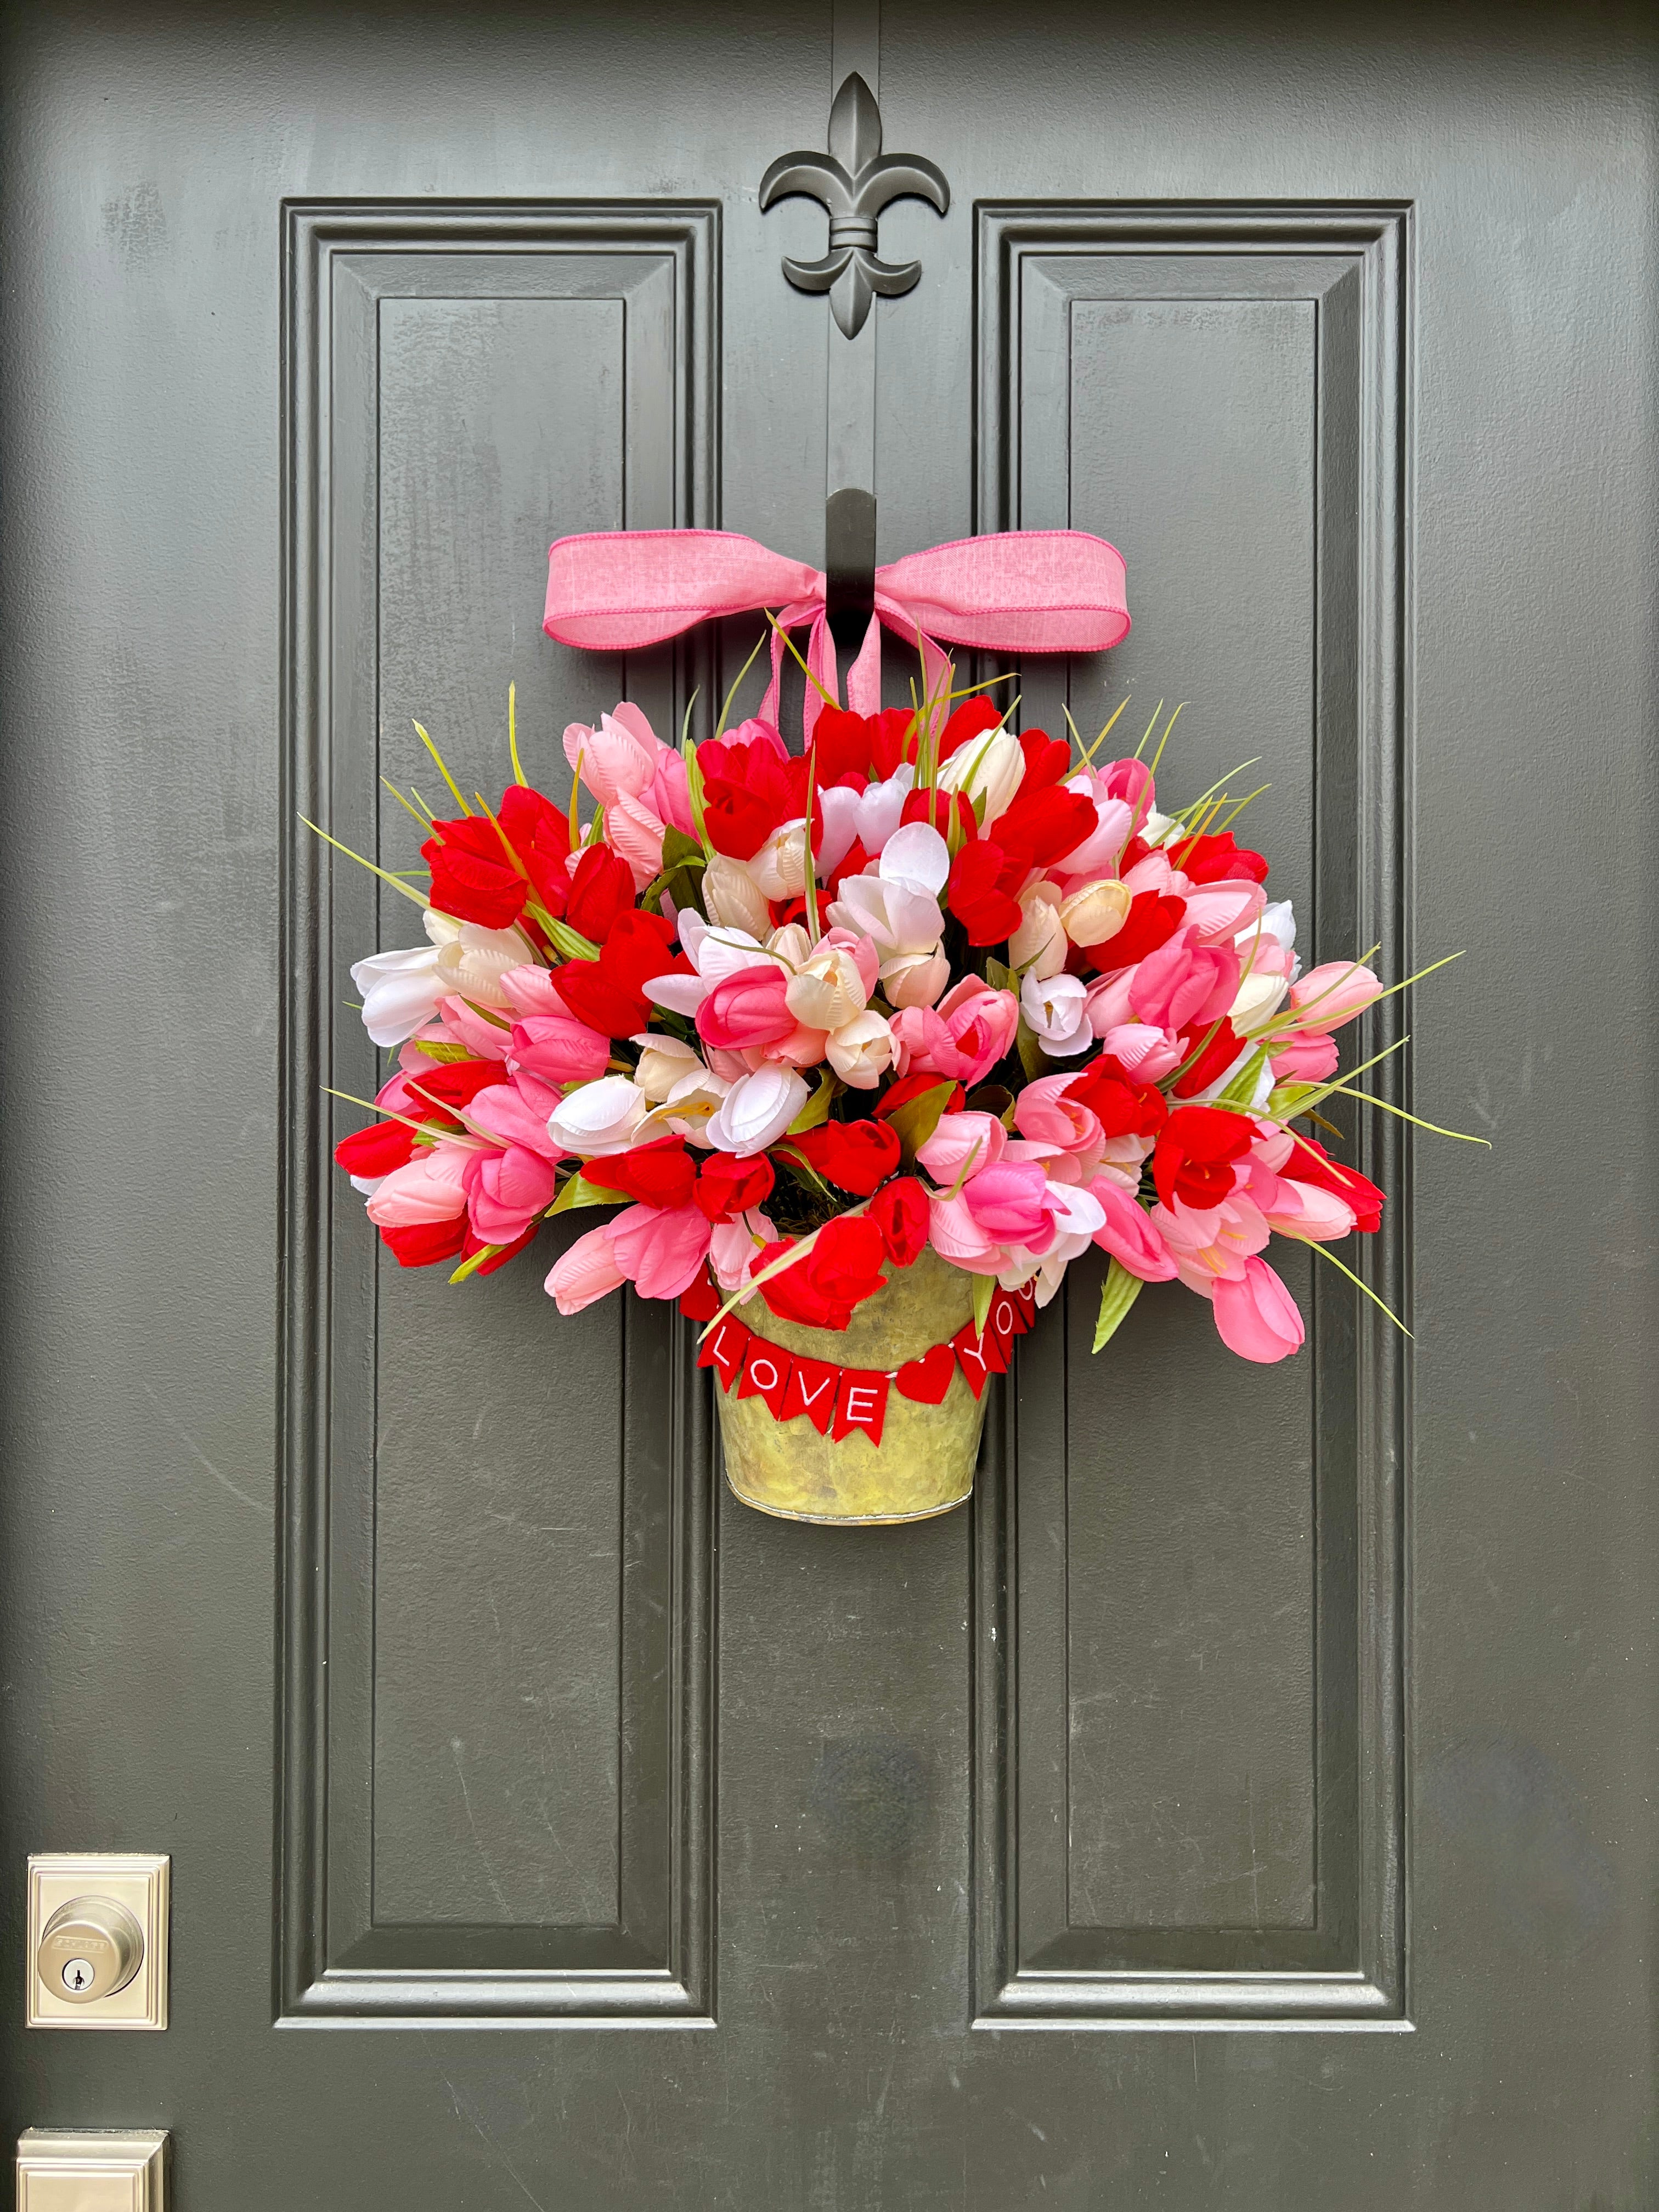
[716,1246,988,1525]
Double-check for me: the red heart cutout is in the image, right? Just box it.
[894,1341,957,1405]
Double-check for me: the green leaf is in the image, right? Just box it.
[410,1038,473,1064]
[1014,1015,1049,1084]
[966,1082,1013,1119]
[984,956,1019,996]
[1092,1260,1146,1353]
[641,850,708,920]
[659,826,705,871]
[884,1079,955,1165]
[1217,1043,1270,1107]
[548,1172,619,1217]
[448,1244,500,1284]
[544,915,601,963]
[1268,1081,1321,1120]
[972,1271,995,1336]
[786,1069,837,1135]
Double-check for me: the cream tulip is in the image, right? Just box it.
[879,946,951,1008]
[826,1009,896,1088]
[1058,877,1132,948]
[1229,970,1291,1034]
[785,945,869,1032]
[701,854,774,938]
[747,820,808,901]
[935,727,1023,827]
[1009,883,1069,979]
[631,1031,708,1103]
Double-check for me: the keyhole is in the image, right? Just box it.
[61,1957,95,1993]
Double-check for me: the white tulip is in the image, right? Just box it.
[936,727,1023,827]
[706,1065,809,1155]
[546,1075,650,1158]
[1020,970,1094,1058]
[639,1065,735,1146]
[877,820,951,898]
[351,913,531,1047]
[853,765,915,856]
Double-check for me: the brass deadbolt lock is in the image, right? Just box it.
[36,1895,145,2003]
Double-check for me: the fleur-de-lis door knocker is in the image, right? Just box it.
[760,74,949,338]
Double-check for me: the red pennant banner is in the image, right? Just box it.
[831,1368,890,1446]
[780,1352,841,1435]
[697,1279,1044,1434]
[951,1324,992,1399]
[737,1338,795,1420]
[697,1315,751,1392]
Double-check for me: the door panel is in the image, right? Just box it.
[280,205,716,2021]
[2,5,1654,2208]
[974,206,1407,2025]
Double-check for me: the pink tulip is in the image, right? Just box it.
[437,993,512,1060]
[606,793,668,889]
[563,703,659,807]
[917,1110,1006,1184]
[1084,970,1138,1035]
[1129,929,1239,1032]
[759,1020,831,1070]
[927,1189,1000,1265]
[895,979,1019,1086]
[709,1213,769,1293]
[465,1144,559,1244]
[1181,879,1266,944]
[697,964,795,1049]
[467,1080,564,1159]
[1150,1193,1271,1296]
[962,1160,1056,1248]
[609,1200,713,1300]
[1014,1073,1103,1155]
[1102,755,1154,819]
[500,964,566,1019]
[1052,793,1134,875]
[1089,1178,1179,1281]
[1212,1254,1305,1363]
[365,1144,471,1228]
[1256,1176,1356,1244]
[645,744,695,837]
[545,1221,627,1313]
[508,1009,611,1087]
[1269,1032,1339,1083]
[1288,961,1383,1032]
[1100,1022,1183,1081]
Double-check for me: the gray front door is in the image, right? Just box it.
[3,5,1653,2205]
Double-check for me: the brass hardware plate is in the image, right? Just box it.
[16,2130,167,2210]
[26,1857,168,2030]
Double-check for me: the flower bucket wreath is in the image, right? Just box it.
[318,528,1476,1525]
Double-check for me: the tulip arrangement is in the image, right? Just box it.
[323,669,1465,1396]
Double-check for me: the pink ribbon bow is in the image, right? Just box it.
[543,527,1129,738]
